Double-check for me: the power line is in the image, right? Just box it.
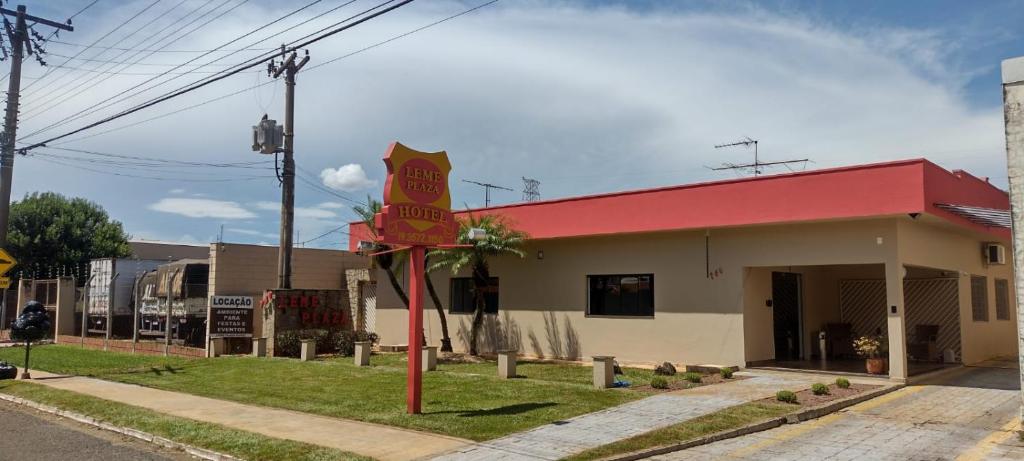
[48,0,500,146]
[20,0,163,93]
[48,39,274,54]
[20,0,414,150]
[28,155,271,182]
[36,63,258,76]
[20,0,344,142]
[40,145,274,167]
[22,0,244,118]
[297,224,346,245]
[21,0,209,117]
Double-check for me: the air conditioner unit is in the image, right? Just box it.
[984,243,1006,265]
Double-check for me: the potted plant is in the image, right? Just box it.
[853,335,887,374]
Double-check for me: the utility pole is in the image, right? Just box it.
[1000,56,1024,420]
[462,179,513,207]
[0,6,73,248]
[270,47,308,289]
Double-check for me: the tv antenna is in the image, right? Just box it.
[711,137,808,176]
[522,177,540,202]
[462,179,513,207]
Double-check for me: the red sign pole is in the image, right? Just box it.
[407,245,425,414]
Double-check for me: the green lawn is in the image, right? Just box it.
[563,401,794,461]
[0,345,642,441]
[0,380,369,461]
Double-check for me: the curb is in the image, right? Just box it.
[0,392,243,461]
[601,383,905,461]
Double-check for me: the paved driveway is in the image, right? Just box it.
[653,366,1024,461]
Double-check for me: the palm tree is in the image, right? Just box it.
[352,197,454,351]
[429,213,527,356]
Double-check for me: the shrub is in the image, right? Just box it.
[274,329,348,357]
[720,368,734,379]
[835,377,851,389]
[776,390,798,403]
[334,331,380,356]
[274,330,302,358]
[650,376,669,389]
[682,372,702,384]
[811,383,830,395]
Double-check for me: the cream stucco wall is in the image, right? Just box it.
[371,216,1015,368]
[374,218,903,366]
[208,243,370,336]
[896,217,1018,364]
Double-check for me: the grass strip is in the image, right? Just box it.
[0,345,640,441]
[0,380,372,461]
[562,401,793,461]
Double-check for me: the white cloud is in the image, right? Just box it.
[317,201,346,209]
[169,188,185,194]
[149,198,256,219]
[320,164,378,192]
[253,200,337,219]
[226,227,278,239]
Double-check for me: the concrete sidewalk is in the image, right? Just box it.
[16,371,472,461]
[431,370,891,461]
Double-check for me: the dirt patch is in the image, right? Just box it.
[630,373,748,392]
[759,383,881,407]
[437,352,488,364]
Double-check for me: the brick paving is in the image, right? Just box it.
[653,367,1024,461]
[432,371,875,461]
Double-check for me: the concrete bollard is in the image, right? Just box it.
[354,341,371,366]
[423,346,438,371]
[209,337,225,358]
[252,337,267,357]
[300,339,316,362]
[498,350,517,379]
[592,356,615,389]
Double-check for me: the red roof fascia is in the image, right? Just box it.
[922,161,1011,239]
[348,158,1010,250]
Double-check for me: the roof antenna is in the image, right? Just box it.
[710,137,809,176]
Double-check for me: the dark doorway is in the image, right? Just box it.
[772,272,802,360]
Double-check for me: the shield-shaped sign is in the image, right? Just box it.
[375,142,457,247]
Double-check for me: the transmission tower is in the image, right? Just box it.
[711,137,808,176]
[462,179,513,207]
[522,177,540,202]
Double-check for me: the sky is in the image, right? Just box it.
[13,0,1024,249]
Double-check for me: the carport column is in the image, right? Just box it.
[885,261,909,382]
[1001,57,1024,420]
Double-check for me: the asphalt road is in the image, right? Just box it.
[0,400,191,461]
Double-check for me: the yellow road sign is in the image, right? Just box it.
[0,248,16,278]
[0,278,10,289]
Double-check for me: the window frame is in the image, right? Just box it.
[970,275,989,322]
[585,273,655,318]
[448,276,499,315]
[995,278,1010,321]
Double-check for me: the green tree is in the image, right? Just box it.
[7,192,131,276]
[353,197,454,352]
[429,213,527,356]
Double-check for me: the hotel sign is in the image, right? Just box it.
[374,142,457,247]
